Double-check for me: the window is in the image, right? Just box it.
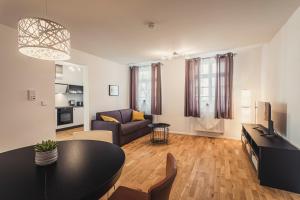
[137,66,151,114]
[199,58,217,117]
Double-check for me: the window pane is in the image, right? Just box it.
[211,87,216,97]
[212,62,217,73]
[200,96,209,103]
[137,66,151,114]
[212,77,216,87]
[200,78,209,87]
[200,64,209,75]
[199,57,217,113]
[200,87,209,96]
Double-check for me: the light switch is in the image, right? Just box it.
[27,90,36,101]
[41,101,47,106]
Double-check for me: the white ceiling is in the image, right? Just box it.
[1,0,300,64]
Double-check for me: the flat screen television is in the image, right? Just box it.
[256,101,288,136]
[271,102,287,136]
[256,101,274,134]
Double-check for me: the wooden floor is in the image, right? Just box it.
[119,135,300,200]
[56,127,83,140]
[56,129,300,200]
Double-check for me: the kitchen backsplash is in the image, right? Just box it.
[55,93,83,107]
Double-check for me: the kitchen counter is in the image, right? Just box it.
[55,106,84,109]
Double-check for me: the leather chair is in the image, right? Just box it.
[108,153,177,200]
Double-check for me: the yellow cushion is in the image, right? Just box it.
[132,110,145,121]
[101,115,119,123]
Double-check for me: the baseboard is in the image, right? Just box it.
[56,125,83,132]
[169,130,240,141]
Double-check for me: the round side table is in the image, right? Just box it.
[148,123,170,144]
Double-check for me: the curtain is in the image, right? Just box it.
[151,62,162,115]
[215,53,234,119]
[184,58,201,117]
[130,66,139,110]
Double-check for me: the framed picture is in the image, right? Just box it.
[109,85,119,96]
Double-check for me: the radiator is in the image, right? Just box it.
[194,117,224,134]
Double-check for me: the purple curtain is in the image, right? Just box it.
[184,58,200,117]
[130,66,139,110]
[151,62,162,115]
[215,53,234,119]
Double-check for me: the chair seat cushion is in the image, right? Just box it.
[121,120,151,135]
[109,186,148,200]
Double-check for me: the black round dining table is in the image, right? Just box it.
[0,140,125,200]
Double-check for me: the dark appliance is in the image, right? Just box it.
[57,107,73,125]
[69,100,76,106]
[76,101,83,107]
[67,85,84,94]
[255,101,274,135]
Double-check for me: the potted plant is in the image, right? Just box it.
[34,140,58,166]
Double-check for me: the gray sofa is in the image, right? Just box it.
[91,109,153,146]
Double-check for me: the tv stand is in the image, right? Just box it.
[261,133,276,137]
[253,126,276,136]
[242,124,300,193]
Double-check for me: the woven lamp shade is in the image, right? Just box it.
[18,17,71,60]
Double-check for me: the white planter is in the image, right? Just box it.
[35,148,58,166]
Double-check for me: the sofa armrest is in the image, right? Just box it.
[91,120,121,146]
[144,114,153,122]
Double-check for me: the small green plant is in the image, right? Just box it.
[34,140,57,152]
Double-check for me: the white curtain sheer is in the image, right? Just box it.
[196,57,224,133]
[137,66,151,114]
[199,58,216,119]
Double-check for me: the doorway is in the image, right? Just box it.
[54,61,88,135]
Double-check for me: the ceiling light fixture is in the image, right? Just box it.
[161,51,182,60]
[17,0,70,60]
[145,21,155,29]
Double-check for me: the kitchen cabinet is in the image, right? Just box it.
[55,84,68,94]
[73,107,84,126]
[67,85,84,94]
[55,64,83,86]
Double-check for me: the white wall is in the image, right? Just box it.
[0,24,56,152]
[261,7,300,147]
[159,45,262,139]
[68,49,129,130]
[0,23,129,152]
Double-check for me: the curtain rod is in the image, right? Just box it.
[188,52,237,60]
[128,52,237,67]
[128,62,164,68]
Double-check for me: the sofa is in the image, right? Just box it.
[91,109,153,146]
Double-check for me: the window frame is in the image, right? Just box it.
[136,65,152,114]
[199,58,216,110]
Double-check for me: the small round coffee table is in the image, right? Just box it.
[148,123,170,144]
